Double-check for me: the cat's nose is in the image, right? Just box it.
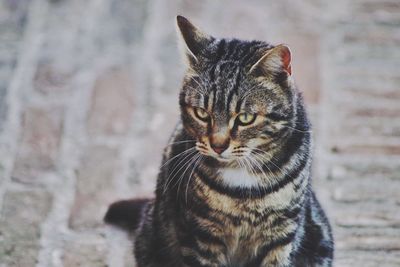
[210,141,229,154]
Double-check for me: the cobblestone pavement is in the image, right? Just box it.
[0,0,399,266]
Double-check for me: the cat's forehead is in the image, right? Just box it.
[201,61,243,88]
[207,38,271,63]
[183,38,290,113]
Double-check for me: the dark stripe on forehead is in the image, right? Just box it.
[240,44,253,66]
[207,64,218,110]
[208,64,217,82]
[215,39,226,62]
[211,85,217,111]
[226,69,241,113]
[230,40,248,60]
[226,39,240,59]
[214,88,225,112]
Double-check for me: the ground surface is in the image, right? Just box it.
[0,0,400,266]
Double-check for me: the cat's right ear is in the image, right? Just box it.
[176,15,213,68]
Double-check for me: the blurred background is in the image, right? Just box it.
[0,0,399,266]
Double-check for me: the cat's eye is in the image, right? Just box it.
[193,107,210,122]
[237,113,256,126]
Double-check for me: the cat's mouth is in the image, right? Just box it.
[196,141,251,163]
[195,141,250,164]
[195,141,232,161]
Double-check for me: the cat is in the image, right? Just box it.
[105,15,334,267]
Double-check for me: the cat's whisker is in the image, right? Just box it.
[189,77,209,96]
[235,157,244,170]
[169,149,199,181]
[239,83,260,99]
[248,155,284,208]
[246,151,275,186]
[281,125,313,133]
[185,85,205,97]
[165,139,196,146]
[185,155,203,203]
[197,151,209,156]
[166,149,197,184]
[195,144,208,149]
[241,157,261,197]
[160,147,196,170]
[246,155,269,183]
[239,84,265,101]
[195,144,209,154]
[247,155,285,218]
[177,153,201,199]
[163,149,198,193]
[251,148,290,181]
[189,77,207,94]
[166,156,195,195]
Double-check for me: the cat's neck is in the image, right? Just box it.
[219,166,265,189]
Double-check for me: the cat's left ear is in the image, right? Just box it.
[176,15,213,67]
[249,44,292,77]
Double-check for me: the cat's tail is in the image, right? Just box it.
[104,198,151,232]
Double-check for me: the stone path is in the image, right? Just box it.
[0,0,399,266]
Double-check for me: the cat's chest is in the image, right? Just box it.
[192,167,296,264]
[219,168,261,188]
[206,167,296,212]
[222,220,273,265]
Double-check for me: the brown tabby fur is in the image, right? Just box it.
[105,16,333,267]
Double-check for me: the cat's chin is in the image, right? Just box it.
[213,155,240,165]
[215,156,232,163]
[203,154,234,164]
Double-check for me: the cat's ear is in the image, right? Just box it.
[176,15,213,66]
[249,44,292,77]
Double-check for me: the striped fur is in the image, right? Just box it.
[105,16,333,267]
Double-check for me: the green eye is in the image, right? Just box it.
[194,107,210,122]
[237,113,256,126]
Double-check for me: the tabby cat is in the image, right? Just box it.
[105,15,334,267]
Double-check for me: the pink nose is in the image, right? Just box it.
[210,142,229,154]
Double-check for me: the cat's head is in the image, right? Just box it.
[177,16,304,164]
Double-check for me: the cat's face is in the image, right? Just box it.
[177,16,296,164]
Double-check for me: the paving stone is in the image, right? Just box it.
[11,106,64,184]
[333,202,400,228]
[87,67,135,137]
[335,227,400,251]
[0,190,52,266]
[62,238,107,267]
[124,248,137,267]
[345,87,400,101]
[338,117,400,138]
[109,0,149,45]
[0,0,33,132]
[33,59,73,95]
[331,143,400,156]
[332,178,400,203]
[69,145,120,230]
[0,0,32,32]
[0,0,399,266]
[329,161,400,181]
[335,250,400,267]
